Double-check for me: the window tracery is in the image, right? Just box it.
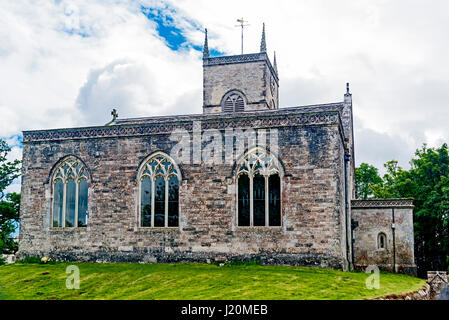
[139,152,180,228]
[52,157,89,228]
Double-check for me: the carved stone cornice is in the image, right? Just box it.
[203,52,279,82]
[23,106,342,143]
[351,199,414,209]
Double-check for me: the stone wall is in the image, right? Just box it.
[203,53,278,113]
[1,254,16,264]
[351,199,416,275]
[373,271,447,300]
[19,105,350,269]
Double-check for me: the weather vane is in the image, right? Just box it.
[235,18,250,54]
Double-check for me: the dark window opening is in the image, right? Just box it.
[168,176,179,227]
[269,174,281,226]
[253,173,266,226]
[238,174,250,226]
[154,176,165,227]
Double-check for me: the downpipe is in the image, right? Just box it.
[344,153,352,271]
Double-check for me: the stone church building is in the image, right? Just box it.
[18,26,416,274]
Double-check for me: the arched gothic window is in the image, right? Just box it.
[237,148,281,227]
[378,232,387,249]
[138,152,181,228]
[52,157,89,228]
[222,91,246,113]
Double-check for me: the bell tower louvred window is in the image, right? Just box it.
[222,91,246,113]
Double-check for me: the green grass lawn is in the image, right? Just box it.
[0,262,425,300]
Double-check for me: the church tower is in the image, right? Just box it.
[202,24,279,114]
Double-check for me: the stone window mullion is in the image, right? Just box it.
[62,179,67,228]
[164,177,169,228]
[51,182,55,227]
[75,180,79,228]
[249,174,254,227]
[236,176,239,224]
[138,177,142,227]
[265,175,269,227]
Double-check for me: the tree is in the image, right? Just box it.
[407,144,449,275]
[354,163,382,199]
[371,160,415,199]
[0,139,21,254]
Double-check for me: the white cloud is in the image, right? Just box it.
[0,0,202,135]
[1,0,449,171]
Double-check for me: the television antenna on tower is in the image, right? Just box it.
[235,18,250,54]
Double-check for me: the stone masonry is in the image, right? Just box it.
[352,199,416,275]
[19,104,350,268]
[18,25,415,273]
[203,53,279,113]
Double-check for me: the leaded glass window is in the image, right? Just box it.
[78,179,88,227]
[52,158,89,228]
[253,173,265,226]
[238,174,250,226]
[236,148,282,227]
[168,176,179,227]
[53,180,64,227]
[138,152,181,228]
[141,177,152,227]
[269,174,281,226]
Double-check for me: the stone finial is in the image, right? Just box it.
[111,108,118,121]
[344,82,352,105]
[203,28,210,59]
[345,82,351,96]
[260,23,266,53]
[273,51,278,75]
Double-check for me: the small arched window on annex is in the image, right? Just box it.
[51,156,90,228]
[236,147,282,227]
[138,152,182,228]
[378,232,387,250]
[221,90,246,113]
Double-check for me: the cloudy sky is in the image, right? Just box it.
[2,0,449,193]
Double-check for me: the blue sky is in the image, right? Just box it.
[142,6,192,51]
[140,4,221,56]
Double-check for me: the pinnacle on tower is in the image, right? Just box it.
[203,28,210,59]
[260,23,266,53]
[273,51,278,75]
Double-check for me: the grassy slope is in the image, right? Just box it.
[0,263,425,300]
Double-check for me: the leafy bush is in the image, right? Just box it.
[213,259,261,267]
[0,255,5,266]
[19,256,42,264]
[19,256,57,265]
[228,260,261,266]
